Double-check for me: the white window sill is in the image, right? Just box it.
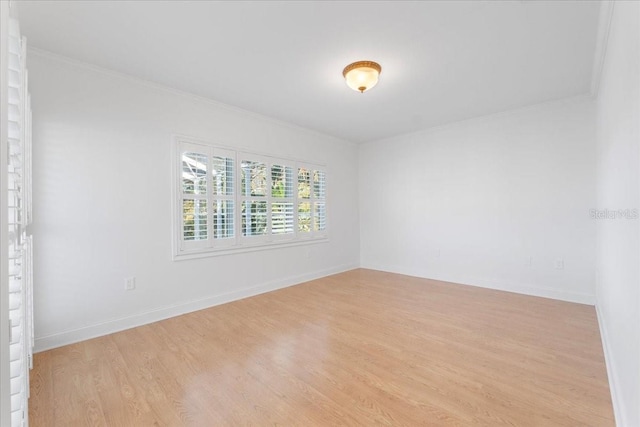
[172,237,329,261]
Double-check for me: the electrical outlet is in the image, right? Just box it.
[554,258,564,270]
[124,277,136,291]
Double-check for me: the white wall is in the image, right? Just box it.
[28,51,360,351]
[359,97,597,304]
[595,2,640,426]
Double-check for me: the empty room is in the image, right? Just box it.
[1,0,638,426]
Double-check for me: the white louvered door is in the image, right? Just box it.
[6,16,33,427]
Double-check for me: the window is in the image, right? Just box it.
[182,151,209,242]
[174,138,327,259]
[179,143,237,253]
[314,170,326,231]
[297,166,326,237]
[240,158,268,238]
[211,154,234,240]
[271,164,294,237]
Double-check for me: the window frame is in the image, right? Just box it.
[238,154,270,244]
[172,136,328,260]
[268,161,296,242]
[179,142,211,252]
[210,147,237,248]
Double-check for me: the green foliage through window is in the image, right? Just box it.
[183,199,207,240]
[241,160,267,197]
[242,201,268,236]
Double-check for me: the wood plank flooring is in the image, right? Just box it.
[29,269,614,426]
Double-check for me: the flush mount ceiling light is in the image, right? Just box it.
[342,61,381,93]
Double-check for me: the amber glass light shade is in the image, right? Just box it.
[342,61,381,93]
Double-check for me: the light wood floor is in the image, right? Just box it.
[29,269,614,426]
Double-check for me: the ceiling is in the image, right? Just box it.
[18,1,601,143]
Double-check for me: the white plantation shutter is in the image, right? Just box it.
[270,163,294,240]
[296,166,327,239]
[173,138,326,259]
[297,167,312,235]
[211,148,235,246]
[6,17,33,427]
[180,144,210,251]
[178,142,238,253]
[313,170,327,233]
[240,156,269,242]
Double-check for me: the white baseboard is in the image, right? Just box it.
[34,263,358,352]
[361,264,596,305]
[596,305,625,427]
